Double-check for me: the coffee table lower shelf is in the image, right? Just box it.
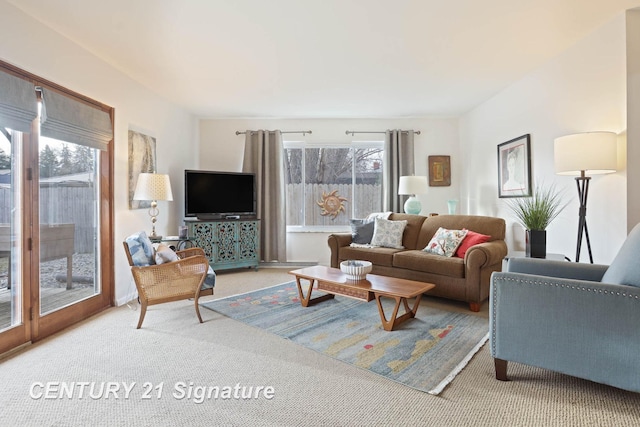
[289,266,435,331]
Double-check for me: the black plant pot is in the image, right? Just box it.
[526,229,547,258]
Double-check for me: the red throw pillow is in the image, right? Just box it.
[455,230,491,258]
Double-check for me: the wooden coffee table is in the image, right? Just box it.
[288,265,435,331]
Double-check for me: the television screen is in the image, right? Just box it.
[185,170,256,219]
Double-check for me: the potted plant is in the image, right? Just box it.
[506,185,568,258]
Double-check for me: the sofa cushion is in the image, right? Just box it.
[416,215,505,249]
[350,218,375,244]
[601,223,640,288]
[423,227,468,257]
[455,230,491,258]
[338,245,402,267]
[393,250,465,278]
[370,218,407,249]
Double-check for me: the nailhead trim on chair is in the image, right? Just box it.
[490,277,640,354]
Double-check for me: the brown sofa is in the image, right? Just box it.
[327,213,507,311]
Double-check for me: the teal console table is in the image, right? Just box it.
[186,219,260,271]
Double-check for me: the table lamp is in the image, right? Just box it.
[398,176,428,215]
[554,131,617,263]
[133,173,173,240]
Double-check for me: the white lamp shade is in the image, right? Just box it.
[133,173,173,201]
[398,176,428,195]
[554,132,617,176]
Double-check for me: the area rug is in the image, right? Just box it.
[202,282,488,395]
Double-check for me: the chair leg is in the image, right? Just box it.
[495,358,509,381]
[194,297,204,323]
[469,302,481,312]
[137,302,148,329]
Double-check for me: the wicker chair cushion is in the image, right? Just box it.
[204,266,216,289]
[125,231,155,266]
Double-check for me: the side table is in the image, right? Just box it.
[505,251,571,262]
[150,236,194,251]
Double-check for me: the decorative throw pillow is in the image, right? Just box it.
[125,231,155,266]
[370,218,407,249]
[455,229,491,258]
[350,218,375,245]
[155,243,179,265]
[423,227,468,257]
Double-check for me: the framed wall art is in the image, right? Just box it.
[128,129,157,209]
[497,134,531,198]
[428,155,451,186]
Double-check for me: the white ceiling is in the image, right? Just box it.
[7,0,640,118]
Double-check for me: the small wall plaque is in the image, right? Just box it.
[428,155,451,186]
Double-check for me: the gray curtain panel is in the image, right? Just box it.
[383,130,416,213]
[242,130,287,262]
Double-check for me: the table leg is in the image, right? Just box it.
[294,276,334,307]
[374,293,423,331]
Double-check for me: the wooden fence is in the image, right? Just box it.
[286,183,382,226]
[0,185,95,253]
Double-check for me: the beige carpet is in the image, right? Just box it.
[1,267,639,426]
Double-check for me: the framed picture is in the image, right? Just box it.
[428,155,451,186]
[128,129,157,209]
[497,134,531,198]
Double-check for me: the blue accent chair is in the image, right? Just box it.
[490,223,640,393]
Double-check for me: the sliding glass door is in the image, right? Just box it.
[0,62,113,354]
[0,128,27,350]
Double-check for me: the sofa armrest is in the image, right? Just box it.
[465,240,508,269]
[327,233,353,268]
[507,257,608,281]
[490,272,640,391]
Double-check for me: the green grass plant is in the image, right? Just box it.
[506,185,568,231]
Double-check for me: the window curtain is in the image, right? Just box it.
[242,130,287,262]
[383,130,416,213]
[0,69,38,133]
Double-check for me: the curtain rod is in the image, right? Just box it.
[345,130,421,136]
[235,130,312,136]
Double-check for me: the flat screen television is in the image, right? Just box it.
[185,170,256,220]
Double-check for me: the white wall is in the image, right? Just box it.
[0,2,200,305]
[459,13,629,264]
[199,118,459,264]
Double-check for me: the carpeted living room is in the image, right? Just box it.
[2,1,640,426]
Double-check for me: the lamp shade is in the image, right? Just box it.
[398,176,428,195]
[554,132,617,176]
[133,173,173,201]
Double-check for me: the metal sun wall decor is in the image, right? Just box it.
[317,190,348,219]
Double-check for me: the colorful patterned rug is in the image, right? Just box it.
[202,282,488,395]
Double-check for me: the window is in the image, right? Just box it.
[284,142,384,229]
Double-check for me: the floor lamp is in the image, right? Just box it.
[554,132,617,263]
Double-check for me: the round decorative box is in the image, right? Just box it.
[340,260,373,281]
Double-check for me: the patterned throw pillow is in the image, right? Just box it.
[125,231,156,266]
[423,227,469,257]
[370,218,407,249]
[155,243,179,265]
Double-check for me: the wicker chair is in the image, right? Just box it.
[123,243,214,329]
